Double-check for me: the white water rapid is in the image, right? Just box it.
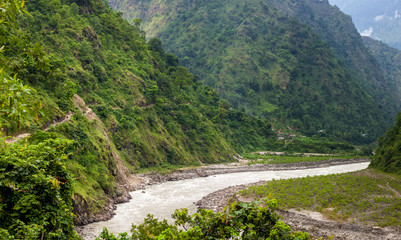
[80,162,369,239]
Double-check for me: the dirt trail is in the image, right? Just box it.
[140,103,154,108]
[4,95,134,225]
[379,183,401,198]
[4,112,74,144]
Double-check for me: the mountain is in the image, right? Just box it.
[109,0,400,143]
[0,0,278,234]
[363,37,401,97]
[329,0,401,50]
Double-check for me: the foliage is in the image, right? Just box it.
[282,137,355,153]
[0,71,42,133]
[240,169,401,229]
[243,152,367,165]
[371,112,401,175]
[96,199,310,240]
[0,136,80,239]
[0,0,27,25]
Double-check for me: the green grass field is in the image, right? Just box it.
[240,169,401,229]
[243,152,368,165]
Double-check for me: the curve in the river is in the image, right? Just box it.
[79,162,370,239]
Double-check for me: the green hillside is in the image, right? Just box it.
[0,0,278,234]
[371,112,401,175]
[110,0,398,143]
[363,37,401,96]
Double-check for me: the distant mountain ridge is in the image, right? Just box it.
[329,0,401,50]
[110,0,401,143]
[363,36,401,97]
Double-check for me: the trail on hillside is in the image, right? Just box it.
[4,112,74,144]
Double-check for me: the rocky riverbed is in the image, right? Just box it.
[75,157,370,226]
[137,157,371,185]
[77,158,373,239]
[195,169,400,240]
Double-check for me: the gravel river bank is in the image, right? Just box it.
[78,159,371,239]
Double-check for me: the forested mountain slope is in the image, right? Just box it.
[371,112,401,175]
[262,0,400,114]
[363,37,401,97]
[0,0,277,233]
[110,0,399,143]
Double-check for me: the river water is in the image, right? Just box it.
[80,162,370,239]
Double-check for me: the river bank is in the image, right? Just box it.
[135,157,371,186]
[80,157,370,225]
[77,159,371,239]
[196,169,401,240]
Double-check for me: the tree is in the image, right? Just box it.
[0,136,80,239]
[174,66,193,90]
[0,71,41,134]
[0,0,27,26]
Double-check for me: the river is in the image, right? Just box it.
[79,162,370,239]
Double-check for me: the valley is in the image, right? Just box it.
[1,0,401,239]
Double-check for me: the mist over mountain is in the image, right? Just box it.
[329,0,401,50]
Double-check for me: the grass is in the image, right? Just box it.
[134,163,192,175]
[242,152,368,165]
[239,169,401,229]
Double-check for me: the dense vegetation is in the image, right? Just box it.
[1,0,400,238]
[110,0,400,144]
[371,112,401,175]
[0,0,290,233]
[240,169,401,229]
[363,37,401,99]
[97,199,310,240]
[243,153,366,165]
[0,136,80,239]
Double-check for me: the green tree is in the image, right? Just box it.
[0,71,40,134]
[0,0,27,25]
[174,66,193,90]
[0,136,80,239]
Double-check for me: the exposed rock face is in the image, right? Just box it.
[72,94,135,225]
[73,195,116,225]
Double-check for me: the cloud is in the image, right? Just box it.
[360,27,374,37]
[395,10,401,19]
[374,14,385,22]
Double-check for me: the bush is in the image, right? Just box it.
[0,137,80,239]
